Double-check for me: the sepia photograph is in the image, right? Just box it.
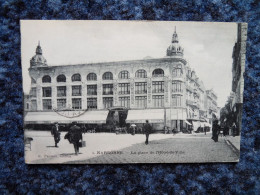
[21,20,247,164]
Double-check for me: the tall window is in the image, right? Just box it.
[103,84,113,95]
[57,99,66,109]
[72,98,82,109]
[72,85,81,96]
[135,82,147,94]
[172,81,182,92]
[43,99,52,110]
[42,87,51,97]
[119,97,130,108]
[135,96,147,108]
[71,74,81,82]
[103,97,113,108]
[152,69,164,77]
[87,85,97,95]
[172,67,183,77]
[87,98,97,109]
[57,75,66,82]
[152,81,164,93]
[172,95,182,107]
[42,75,51,83]
[119,71,129,79]
[57,86,66,97]
[119,83,130,95]
[135,69,147,78]
[87,73,97,81]
[152,95,164,107]
[30,88,36,97]
[31,100,37,111]
[102,72,113,80]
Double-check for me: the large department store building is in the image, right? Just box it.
[24,29,218,131]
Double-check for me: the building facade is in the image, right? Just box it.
[230,23,247,134]
[25,29,218,131]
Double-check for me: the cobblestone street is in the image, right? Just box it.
[25,131,239,164]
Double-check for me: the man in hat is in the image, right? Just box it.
[69,121,83,155]
[51,122,61,147]
[144,120,152,145]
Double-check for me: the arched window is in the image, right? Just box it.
[71,74,81,82]
[87,73,97,81]
[135,69,147,78]
[119,70,129,79]
[173,67,183,77]
[42,75,51,83]
[152,69,164,77]
[57,74,66,82]
[102,72,113,80]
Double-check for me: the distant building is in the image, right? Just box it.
[231,23,247,134]
[25,28,218,131]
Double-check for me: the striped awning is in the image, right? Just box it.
[126,109,164,123]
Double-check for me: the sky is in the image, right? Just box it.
[21,20,237,108]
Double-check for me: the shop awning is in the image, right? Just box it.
[170,108,187,120]
[185,120,192,125]
[24,110,109,124]
[126,109,164,123]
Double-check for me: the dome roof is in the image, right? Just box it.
[30,42,47,67]
[166,27,184,57]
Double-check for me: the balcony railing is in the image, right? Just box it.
[135,90,147,94]
[152,74,164,77]
[152,89,164,93]
[119,91,130,95]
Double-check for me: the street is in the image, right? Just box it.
[25,131,239,164]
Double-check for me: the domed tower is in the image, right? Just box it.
[166,27,184,57]
[30,42,47,67]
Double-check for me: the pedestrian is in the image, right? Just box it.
[211,119,220,142]
[232,123,237,137]
[144,120,152,145]
[51,122,61,147]
[69,121,83,155]
[204,124,207,135]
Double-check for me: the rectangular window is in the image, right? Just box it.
[172,95,182,107]
[152,95,164,107]
[43,99,52,110]
[172,81,182,93]
[119,97,130,108]
[31,100,37,111]
[135,82,147,94]
[42,87,52,97]
[103,97,113,108]
[119,83,130,95]
[72,98,82,109]
[57,86,66,97]
[31,88,37,97]
[152,81,164,93]
[87,98,97,109]
[135,96,147,108]
[87,85,97,95]
[57,99,66,109]
[103,84,113,95]
[72,85,81,96]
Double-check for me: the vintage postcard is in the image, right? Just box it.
[21,20,247,164]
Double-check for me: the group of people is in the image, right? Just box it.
[211,120,238,142]
[51,121,83,155]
